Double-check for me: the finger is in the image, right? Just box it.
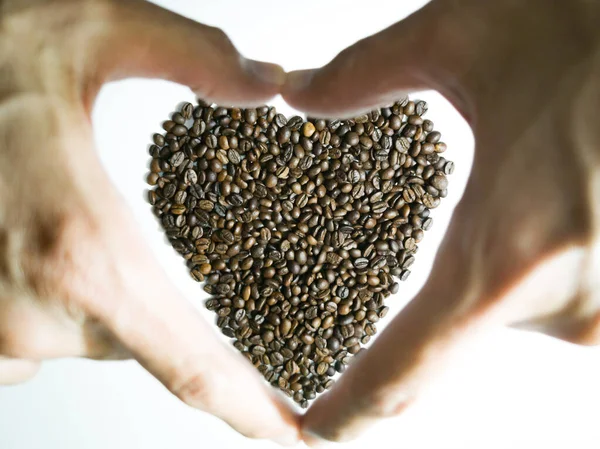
[80,0,284,105]
[81,210,299,445]
[301,184,584,443]
[282,0,474,118]
[0,295,122,360]
[95,279,299,444]
[511,290,600,346]
[5,94,297,443]
[0,357,40,385]
[302,203,499,443]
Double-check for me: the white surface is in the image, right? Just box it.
[1,1,599,448]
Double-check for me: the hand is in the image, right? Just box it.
[0,0,299,444]
[283,0,600,443]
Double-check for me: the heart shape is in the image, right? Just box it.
[146,98,452,408]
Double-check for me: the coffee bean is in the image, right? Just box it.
[172,124,187,136]
[181,102,193,120]
[280,319,292,336]
[228,149,241,164]
[354,258,369,269]
[403,188,417,203]
[322,316,335,329]
[270,352,284,366]
[316,362,329,376]
[169,152,185,167]
[430,174,448,190]
[426,131,441,144]
[153,133,165,146]
[334,361,346,373]
[277,127,291,144]
[344,132,359,146]
[287,116,303,130]
[302,122,316,137]
[266,175,278,188]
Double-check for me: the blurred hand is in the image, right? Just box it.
[283,0,600,443]
[0,0,298,444]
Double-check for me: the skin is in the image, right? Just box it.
[2,0,600,446]
[282,0,600,444]
[0,0,299,446]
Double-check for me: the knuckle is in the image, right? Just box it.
[330,381,413,429]
[331,42,365,79]
[1,0,115,47]
[538,306,600,347]
[72,0,122,26]
[172,370,220,411]
[366,389,413,420]
[0,327,39,358]
[0,298,58,358]
[0,332,16,356]
[205,26,233,48]
[566,313,600,346]
[22,209,102,301]
[201,26,237,60]
[0,358,40,385]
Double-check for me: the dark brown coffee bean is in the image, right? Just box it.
[403,188,417,203]
[430,174,448,190]
[153,133,165,146]
[344,132,359,146]
[227,149,241,165]
[277,127,291,144]
[172,124,187,136]
[316,362,329,376]
[181,102,193,120]
[426,131,441,143]
[354,258,369,269]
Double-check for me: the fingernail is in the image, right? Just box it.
[285,69,315,92]
[243,59,286,87]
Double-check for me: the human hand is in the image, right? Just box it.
[283,0,600,443]
[0,0,299,444]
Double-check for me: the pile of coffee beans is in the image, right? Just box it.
[146,98,452,408]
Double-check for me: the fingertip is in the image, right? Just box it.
[190,58,284,106]
[283,69,317,95]
[242,59,286,89]
[282,65,396,119]
[282,68,328,115]
[264,389,303,446]
[0,358,41,385]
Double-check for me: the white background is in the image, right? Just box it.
[1,1,599,448]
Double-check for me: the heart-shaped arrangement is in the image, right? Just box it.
[146,98,452,408]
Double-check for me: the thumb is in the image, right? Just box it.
[282,0,474,118]
[81,0,283,105]
[0,357,40,385]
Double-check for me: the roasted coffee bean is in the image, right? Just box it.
[430,174,448,190]
[354,258,369,269]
